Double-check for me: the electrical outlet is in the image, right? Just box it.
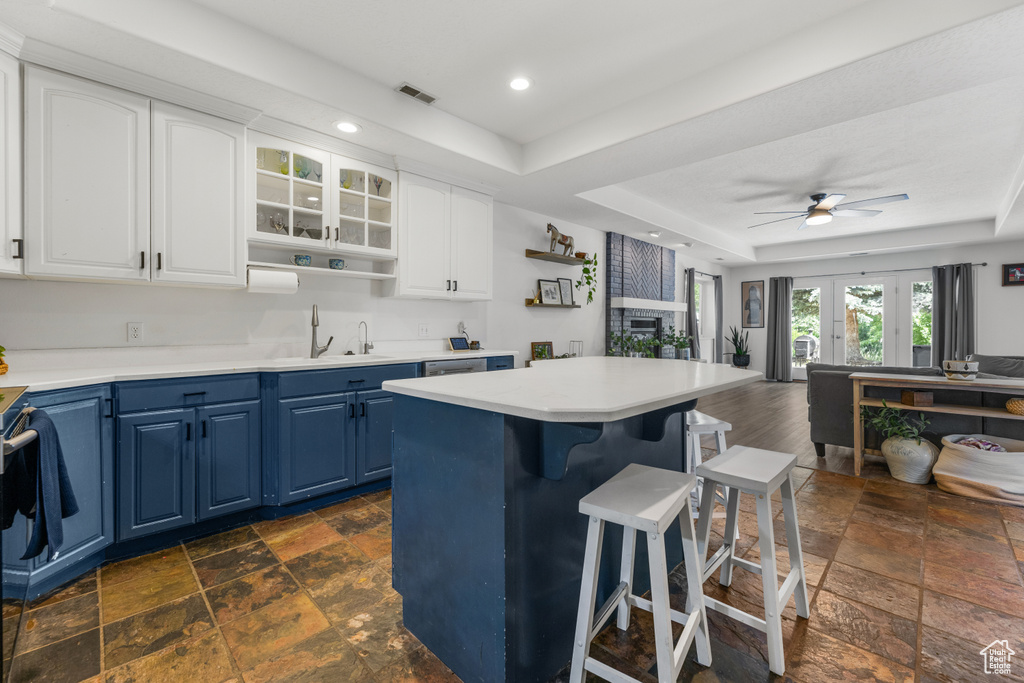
[127,322,144,345]
[418,324,429,338]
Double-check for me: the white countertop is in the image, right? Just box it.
[382,356,763,423]
[2,349,517,393]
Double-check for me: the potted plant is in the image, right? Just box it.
[0,345,7,375]
[608,332,659,358]
[727,326,750,367]
[663,327,691,360]
[860,400,939,484]
[574,253,598,305]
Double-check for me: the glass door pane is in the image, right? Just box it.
[911,281,933,367]
[834,278,895,367]
[255,146,325,245]
[791,287,821,379]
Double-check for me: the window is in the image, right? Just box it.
[911,281,932,367]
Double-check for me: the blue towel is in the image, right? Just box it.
[11,410,79,561]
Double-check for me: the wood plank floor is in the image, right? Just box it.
[696,379,892,478]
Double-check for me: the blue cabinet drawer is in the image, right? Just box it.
[278,363,418,399]
[487,355,514,371]
[117,374,259,413]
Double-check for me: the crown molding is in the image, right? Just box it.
[248,116,394,169]
[18,38,261,124]
[0,22,24,58]
[393,156,499,196]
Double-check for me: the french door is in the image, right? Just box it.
[832,276,897,368]
[791,279,831,380]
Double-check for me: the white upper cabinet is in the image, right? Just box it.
[450,187,492,301]
[152,102,245,286]
[0,50,20,276]
[25,67,151,281]
[248,132,397,260]
[395,172,492,301]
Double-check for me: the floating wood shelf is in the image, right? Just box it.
[524,299,581,309]
[524,249,584,265]
[858,397,1024,422]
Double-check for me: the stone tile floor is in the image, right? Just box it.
[5,463,1024,682]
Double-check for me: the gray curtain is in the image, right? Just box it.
[713,274,723,363]
[685,267,700,360]
[932,263,975,362]
[765,276,793,381]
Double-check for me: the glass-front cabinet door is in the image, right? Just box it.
[330,156,396,258]
[252,135,329,248]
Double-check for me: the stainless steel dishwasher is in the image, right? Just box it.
[422,358,488,376]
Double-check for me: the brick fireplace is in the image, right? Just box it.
[605,232,676,357]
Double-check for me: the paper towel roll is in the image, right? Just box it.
[247,268,299,294]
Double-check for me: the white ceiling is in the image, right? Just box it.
[2,0,1024,265]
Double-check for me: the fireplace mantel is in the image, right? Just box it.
[610,297,688,312]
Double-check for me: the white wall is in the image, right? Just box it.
[723,239,1024,375]
[0,202,606,368]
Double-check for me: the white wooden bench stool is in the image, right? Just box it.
[570,463,712,683]
[686,411,734,535]
[694,446,809,676]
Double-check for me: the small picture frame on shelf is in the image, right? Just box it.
[531,341,554,360]
[557,278,574,306]
[1002,263,1024,286]
[538,279,562,305]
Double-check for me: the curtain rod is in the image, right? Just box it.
[685,268,718,278]
[793,262,988,280]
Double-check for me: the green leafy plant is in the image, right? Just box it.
[575,252,598,305]
[607,332,660,358]
[860,400,930,445]
[663,326,691,350]
[534,345,551,360]
[727,326,750,356]
[0,345,5,359]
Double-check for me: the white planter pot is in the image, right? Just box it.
[881,437,939,484]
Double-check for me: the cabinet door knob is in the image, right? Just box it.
[360,402,365,417]
[335,227,339,241]
[140,251,146,269]
[186,423,191,441]
[157,253,162,270]
[201,420,207,438]
[349,403,355,418]
[446,280,451,291]
[12,239,23,260]
[454,280,458,291]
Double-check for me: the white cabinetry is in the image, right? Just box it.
[248,132,397,261]
[152,102,244,286]
[0,50,20,276]
[25,67,150,281]
[396,173,492,301]
[24,67,245,286]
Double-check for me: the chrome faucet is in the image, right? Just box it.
[359,320,374,355]
[310,305,333,359]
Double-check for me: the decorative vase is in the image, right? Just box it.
[678,348,691,360]
[732,354,750,367]
[881,436,939,484]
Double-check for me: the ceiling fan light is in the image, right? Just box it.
[805,210,832,226]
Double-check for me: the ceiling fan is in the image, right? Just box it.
[747,192,909,230]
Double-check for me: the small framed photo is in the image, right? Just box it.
[531,341,554,360]
[741,280,765,328]
[1003,263,1024,286]
[557,277,574,306]
[538,279,562,305]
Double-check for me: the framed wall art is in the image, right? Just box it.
[1003,263,1024,286]
[741,280,765,328]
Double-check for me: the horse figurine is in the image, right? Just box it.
[547,223,575,256]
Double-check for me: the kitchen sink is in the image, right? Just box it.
[273,355,394,366]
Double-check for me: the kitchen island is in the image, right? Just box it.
[382,357,762,683]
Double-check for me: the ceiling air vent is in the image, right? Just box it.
[396,83,436,105]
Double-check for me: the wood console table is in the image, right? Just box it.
[851,372,1024,475]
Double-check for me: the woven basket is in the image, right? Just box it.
[1008,397,1024,416]
[0,362,7,376]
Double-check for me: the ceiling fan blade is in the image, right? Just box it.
[834,194,909,210]
[832,209,883,217]
[753,211,808,215]
[746,214,807,229]
[815,193,846,210]
[796,219,810,230]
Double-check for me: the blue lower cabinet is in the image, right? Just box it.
[356,390,396,484]
[277,392,356,504]
[117,409,195,540]
[197,401,261,521]
[487,355,514,371]
[2,385,114,595]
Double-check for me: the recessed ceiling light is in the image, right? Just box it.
[648,231,661,238]
[335,121,361,133]
[715,257,725,261]
[509,77,532,91]
[850,252,869,256]
[676,242,693,248]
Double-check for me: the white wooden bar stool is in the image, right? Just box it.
[570,464,712,683]
[694,446,809,676]
[685,411,734,535]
